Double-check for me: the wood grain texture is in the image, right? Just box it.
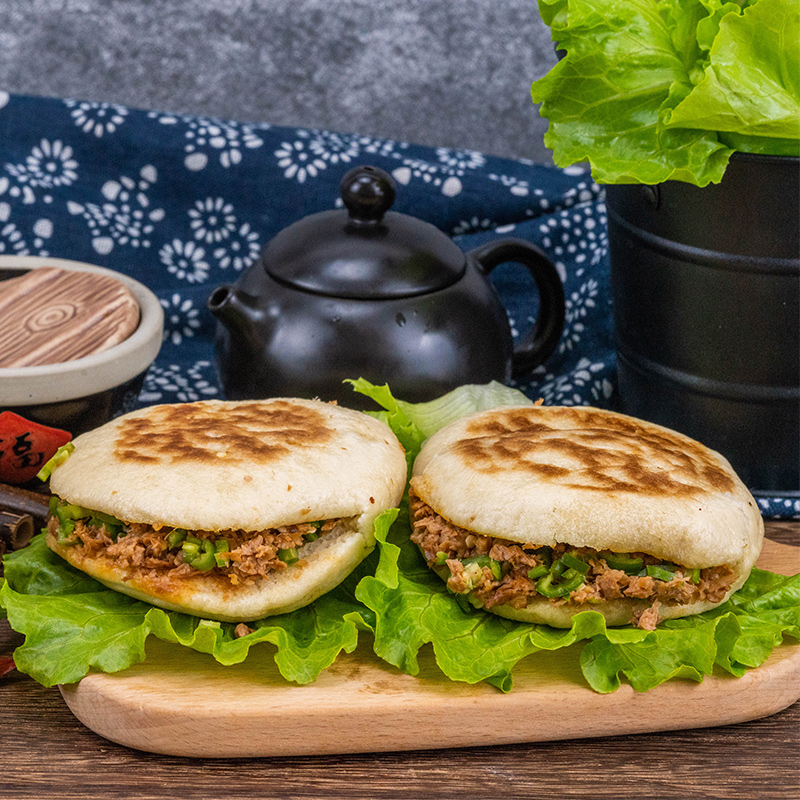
[56,538,800,759]
[2,523,798,800]
[0,267,139,366]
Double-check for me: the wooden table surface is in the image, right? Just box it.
[2,521,798,800]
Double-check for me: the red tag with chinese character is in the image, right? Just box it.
[0,412,71,484]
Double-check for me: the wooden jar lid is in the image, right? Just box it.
[0,267,141,367]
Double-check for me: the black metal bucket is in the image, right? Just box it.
[606,153,800,495]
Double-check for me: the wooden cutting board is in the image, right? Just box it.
[59,539,800,757]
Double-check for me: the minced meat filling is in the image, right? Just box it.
[409,492,736,630]
[48,513,341,587]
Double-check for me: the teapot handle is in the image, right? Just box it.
[467,238,565,378]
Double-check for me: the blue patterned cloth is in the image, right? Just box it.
[0,92,794,519]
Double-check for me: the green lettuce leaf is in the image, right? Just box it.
[348,377,531,438]
[582,570,800,691]
[666,0,800,144]
[531,0,800,185]
[532,0,732,185]
[719,131,800,156]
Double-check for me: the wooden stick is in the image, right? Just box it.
[0,510,35,554]
[0,482,51,525]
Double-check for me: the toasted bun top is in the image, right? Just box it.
[50,398,407,531]
[410,405,763,570]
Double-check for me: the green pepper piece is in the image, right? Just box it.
[689,568,701,584]
[463,555,502,581]
[536,568,585,598]
[305,531,320,542]
[56,518,76,542]
[534,547,553,568]
[278,547,299,565]
[181,536,203,561]
[214,539,230,568]
[166,528,188,549]
[434,551,449,566]
[535,573,563,598]
[91,510,121,527]
[37,442,75,482]
[181,542,199,557]
[56,502,87,522]
[558,568,586,595]
[646,564,677,582]
[48,495,59,515]
[527,564,549,581]
[194,542,217,571]
[549,558,567,578]
[560,551,589,574]
[54,502,86,542]
[181,538,202,563]
[603,552,645,574]
[183,539,216,571]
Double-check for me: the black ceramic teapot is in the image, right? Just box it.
[208,165,565,406]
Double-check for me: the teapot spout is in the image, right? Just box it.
[208,285,264,344]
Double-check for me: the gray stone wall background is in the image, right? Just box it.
[0,0,557,162]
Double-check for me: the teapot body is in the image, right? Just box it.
[208,165,565,406]
[211,256,513,407]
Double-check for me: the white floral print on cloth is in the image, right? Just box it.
[186,197,261,273]
[6,139,78,189]
[3,139,78,206]
[65,100,128,138]
[149,111,270,171]
[189,197,238,244]
[138,360,220,404]
[160,292,202,346]
[67,165,165,255]
[159,239,210,284]
[0,91,793,518]
[0,207,54,256]
[275,129,408,184]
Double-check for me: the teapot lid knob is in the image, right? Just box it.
[340,165,396,223]
[259,163,466,299]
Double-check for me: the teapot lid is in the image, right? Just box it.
[261,165,466,299]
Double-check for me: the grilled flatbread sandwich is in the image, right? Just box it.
[409,405,763,629]
[45,398,406,622]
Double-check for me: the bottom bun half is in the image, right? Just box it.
[47,515,378,622]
